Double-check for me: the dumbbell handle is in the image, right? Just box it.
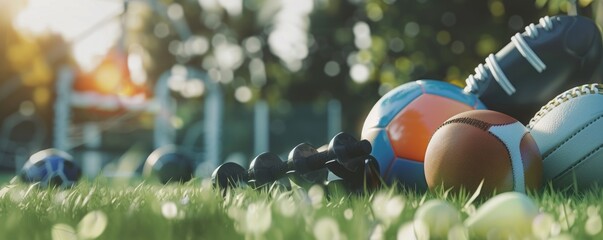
[303,140,371,171]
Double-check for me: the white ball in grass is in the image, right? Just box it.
[313,217,342,240]
[465,192,539,238]
[585,215,603,236]
[51,224,77,240]
[532,213,555,239]
[396,220,430,240]
[414,199,462,239]
[447,224,469,240]
[77,210,108,239]
[245,201,272,235]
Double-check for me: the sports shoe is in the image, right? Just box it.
[464,15,603,123]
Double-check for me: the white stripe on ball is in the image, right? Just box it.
[488,122,528,193]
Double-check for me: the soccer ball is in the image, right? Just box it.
[361,80,486,190]
[143,146,195,184]
[20,149,82,188]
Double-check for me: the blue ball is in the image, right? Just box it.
[361,80,486,190]
[20,149,82,188]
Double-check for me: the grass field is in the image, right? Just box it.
[0,176,602,240]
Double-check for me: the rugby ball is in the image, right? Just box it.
[527,83,603,190]
[424,110,543,195]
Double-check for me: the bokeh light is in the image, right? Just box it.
[243,37,262,54]
[181,79,205,98]
[234,86,252,103]
[167,3,184,20]
[353,21,372,49]
[19,101,35,116]
[77,210,108,239]
[441,12,456,26]
[15,0,121,71]
[490,1,506,17]
[389,38,405,52]
[214,42,244,70]
[154,23,170,38]
[451,41,465,54]
[161,201,178,219]
[128,53,147,85]
[313,217,342,240]
[404,22,420,38]
[52,224,77,240]
[324,61,341,77]
[508,15,524,30]
[186,36,210,56]
[268,0,314,72]
[350,64,370,83]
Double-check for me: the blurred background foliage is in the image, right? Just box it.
[0,0,600,166]
[124,0,594,129]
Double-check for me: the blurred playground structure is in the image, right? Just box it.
[0,61,343,177]
[0,0,344,178]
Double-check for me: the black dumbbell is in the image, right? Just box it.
[211,162,248,189]
[212,149,327,190]
[247,152,289,187]
[212,132,371,190]
[291,132,371,177]
[349,155,381,190]
[246,136,370,189]
[324,155,382,195]
[287,133,372,187]
[286,143,329,188]
[211,152,290,190]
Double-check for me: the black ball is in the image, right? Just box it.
[143,146,195,184]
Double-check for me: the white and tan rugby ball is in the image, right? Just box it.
[425,110,542,195]
[528,83,603,189]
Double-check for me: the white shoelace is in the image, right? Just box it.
[464,16,554,96]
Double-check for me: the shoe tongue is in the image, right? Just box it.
[566,17,597,57]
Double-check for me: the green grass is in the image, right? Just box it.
[0,177,602,240]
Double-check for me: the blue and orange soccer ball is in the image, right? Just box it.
[361,80,486,190]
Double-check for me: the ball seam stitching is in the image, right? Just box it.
[440,117,515,130]
[440,117,491,131]
[528,83,603,129]
[552,144,603,181]
[542,113,603,160]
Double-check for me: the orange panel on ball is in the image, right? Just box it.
[386,93,474,162]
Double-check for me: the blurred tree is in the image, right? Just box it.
[125,0,599,157]
[0,1,73,148]
[0,1,26,86]
[344,0,595,130]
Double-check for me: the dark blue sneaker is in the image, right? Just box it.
[464,15,603,123]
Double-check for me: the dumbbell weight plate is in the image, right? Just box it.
[288,143,329,188]
[211,162,247,189]
[330,133,371,172]
[326,155,362,180]
[364,156,382,190]
[249,152,285,187]
[327,155,381,192]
